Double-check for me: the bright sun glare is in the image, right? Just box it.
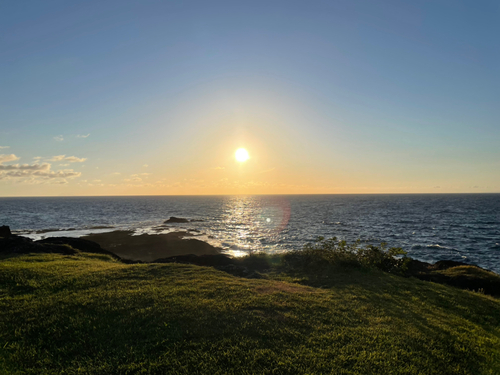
[235,148,249,162]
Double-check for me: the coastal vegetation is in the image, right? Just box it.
[1,236,500,374]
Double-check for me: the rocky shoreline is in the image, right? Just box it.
[1,225,499,297]
[81,230,220,262]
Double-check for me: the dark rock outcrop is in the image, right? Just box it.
[81,230,221,262]
[1,234,36,253]
[0,235,77,255]
[0,226,12,238]
[0,234,119,258]
[432,260,468,270]
[405,258,500,297]
[164,217,190,224]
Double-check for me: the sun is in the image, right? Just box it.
[235,148,249,162]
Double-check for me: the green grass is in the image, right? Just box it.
[1,252,499,374]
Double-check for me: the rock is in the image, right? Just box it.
[0,235,35,253]
[405,259,432,274]
[0,234,120,258]
[0,235,78,255]
[404,258,500,297]
[82,231,221,262]
[164,217,190,224]
[432,260,469,270]
[0,226,11,238]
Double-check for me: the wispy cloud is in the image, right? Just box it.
[0,163,50,171]
[143,164,149,168]
[48,155,87,163]
[76,134,90,138]
[0,154,20,164]
[54,135,64,142]
[64,156,87,163]
[0,146,9,149]
[0,153,82,183]
[0,164,81,180]
[48,155,66,161]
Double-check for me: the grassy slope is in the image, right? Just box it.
[0,253,499,375]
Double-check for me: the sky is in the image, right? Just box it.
[1,0,499,196]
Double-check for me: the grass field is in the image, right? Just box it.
[1,252,499,374]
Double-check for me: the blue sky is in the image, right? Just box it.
[1,0,499,195]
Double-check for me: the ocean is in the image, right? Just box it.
[1,194,499,273]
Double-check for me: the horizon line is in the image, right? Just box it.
[1,192,499,198]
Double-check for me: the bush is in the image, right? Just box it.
[282,237,408,274]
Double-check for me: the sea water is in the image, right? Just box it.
[1,194,499,273]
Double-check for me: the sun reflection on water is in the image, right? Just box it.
[222,195,291,257]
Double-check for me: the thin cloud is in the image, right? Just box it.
[54,135,64,142]
[49,155,66,161]
[0,146,9,149]
[0,154,82,183]
[76,134,90,138]
[0,167,81,180]
[64,156,87,163]
[0,154,20,164]
[143,164,148,168]
[35,170,81,179]
[0,163,50,171]
[48,155,87,163]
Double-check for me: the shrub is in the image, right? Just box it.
[282,237,408,274]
